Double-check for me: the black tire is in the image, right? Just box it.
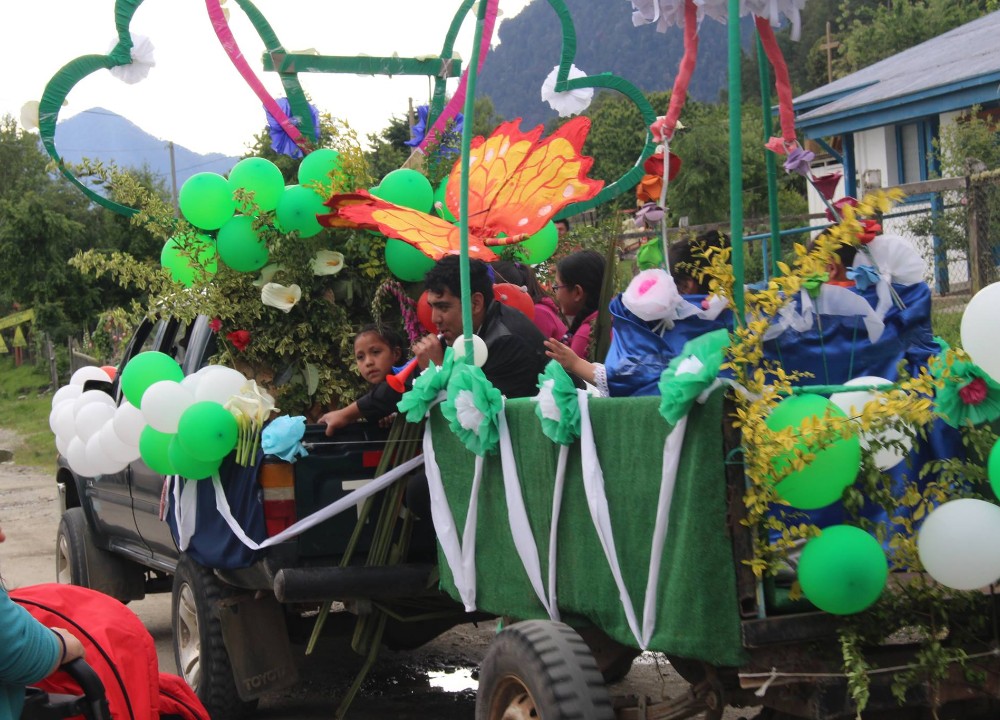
[55,508,144,603]
[476,620,613,720]
[172,553,258,720]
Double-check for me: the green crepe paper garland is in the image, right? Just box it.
[534,360,580,446]
[658,328,730,427]
[440,363,503,457]
[397,348,455,423]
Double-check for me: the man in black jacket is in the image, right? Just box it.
[412,255,548,398]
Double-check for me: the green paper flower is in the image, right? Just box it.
[802,273,829,298]
[441,363,503,456]
[396,347,455,422]
[930,341,1000,428]
[658,329,730,427]
[532,360,581,446]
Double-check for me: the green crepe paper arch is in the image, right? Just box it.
[275,185,325,238]
[298,148,342,191]
[160,233,218,287]
[179,172,236,230]
[168,436,222,480]
[989,438,1000,502]
[120,351,184,407]
[765,394,861,510]
[513,221,559,264]
[797,525,888,615]
[139,425,176,476]
[386,239,436,282]
[433,178,457,222]
[217,216,269,272]
[372,169,434,213]
[177,401,239,462]
[229,157,285,213]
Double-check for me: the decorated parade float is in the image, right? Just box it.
[40,0,1000,718]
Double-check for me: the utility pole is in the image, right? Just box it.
[167,141,179,216]
[819,22,840,84]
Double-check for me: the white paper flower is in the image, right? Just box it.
[454,389,486,432]
[261,282,301,313]
[622,269,682,322]
[541,64,594,117]
[108,33,156,85]
[311,250,345,276]
[535,378,562,423]
[19,101,39,131]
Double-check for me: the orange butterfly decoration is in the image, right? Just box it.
[318,117,604,261]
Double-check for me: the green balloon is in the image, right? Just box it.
[513,221,559,264]
[177,401,239,462]
[160,233,218,287]
[275,185,325,238]
[179,172,235,230]
[139,425,177,475]
[385,238,435,282]
[168,436,222,480]
[432,178,456,222]
[120,351,184,407]
[372,169,433,212]
[217,216,269,272]
[797,525,887,615]
[765,394,861,509]
[989,438,1000,501]
[298,149,342,190]
[228,157,285,213]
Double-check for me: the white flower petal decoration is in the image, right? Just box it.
[20,101,40,131]
[541,64,594,117]
[311,250,345,276]
[535,378,562,423]
[455,389,485,432]
[252,264,282,288]
[261,282,302,313]
[107,33,156,85]
[622,269,682,322]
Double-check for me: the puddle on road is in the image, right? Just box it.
[427,667,478,693]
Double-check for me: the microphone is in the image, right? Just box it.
[386,334,444,393]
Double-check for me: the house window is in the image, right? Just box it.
[895,119,938,186]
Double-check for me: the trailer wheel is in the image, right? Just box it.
[476,620,613,720]
[56,508,144,603]
[172,554,257,720]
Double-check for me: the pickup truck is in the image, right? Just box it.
[54,315,453,720]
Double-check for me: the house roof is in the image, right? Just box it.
[793,11,1000,138]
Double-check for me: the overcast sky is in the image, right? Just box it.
[2,0,532,157]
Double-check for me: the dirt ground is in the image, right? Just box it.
[0,427,756,719]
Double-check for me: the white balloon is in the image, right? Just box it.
[99,422,141,465]
[66,436,98,477]
[141,380,194,434]
[52,384,83,410]
[113,401,146,447]
[829,376,912,471]
[918,498,1000,590]
[452,335,488,368]
[74,401,115,442]
[70,365,112,387]
[55,433,70,457]
[193,366,248,405]
[53,402,79,444]
[73,389,116,415]
[86,432,127,475]
[961,282,1000,383]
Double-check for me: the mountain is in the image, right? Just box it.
[53,108,238,189]
[479,0,750,128]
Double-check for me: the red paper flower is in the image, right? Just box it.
[858,219,882,244]
[208,317,222,333]
[227,330,251,352]
[959,377,988,406]
[764,136,787,155]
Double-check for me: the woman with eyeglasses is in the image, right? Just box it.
[550,250,606,359]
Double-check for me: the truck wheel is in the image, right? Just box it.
[56,508,144,603]
[172,554,258,720]
[476,620,613,720]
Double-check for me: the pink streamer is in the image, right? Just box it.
[418,0,499,152]
[205,0,308,154]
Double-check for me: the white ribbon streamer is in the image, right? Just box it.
[498,405,558,620]
[549,444,569,618]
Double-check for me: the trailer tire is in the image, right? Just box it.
[56,508,144,603]
[172,554,258,720]
[476,620,613,720]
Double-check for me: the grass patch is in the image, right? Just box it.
[0,358,57,470]
[931,294,967,349]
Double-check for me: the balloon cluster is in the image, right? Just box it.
[54,353,249,482]
[165,151,343,283]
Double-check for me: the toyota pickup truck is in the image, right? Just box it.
[54,315,450,720]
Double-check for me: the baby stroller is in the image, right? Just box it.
[15,584,208,720]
